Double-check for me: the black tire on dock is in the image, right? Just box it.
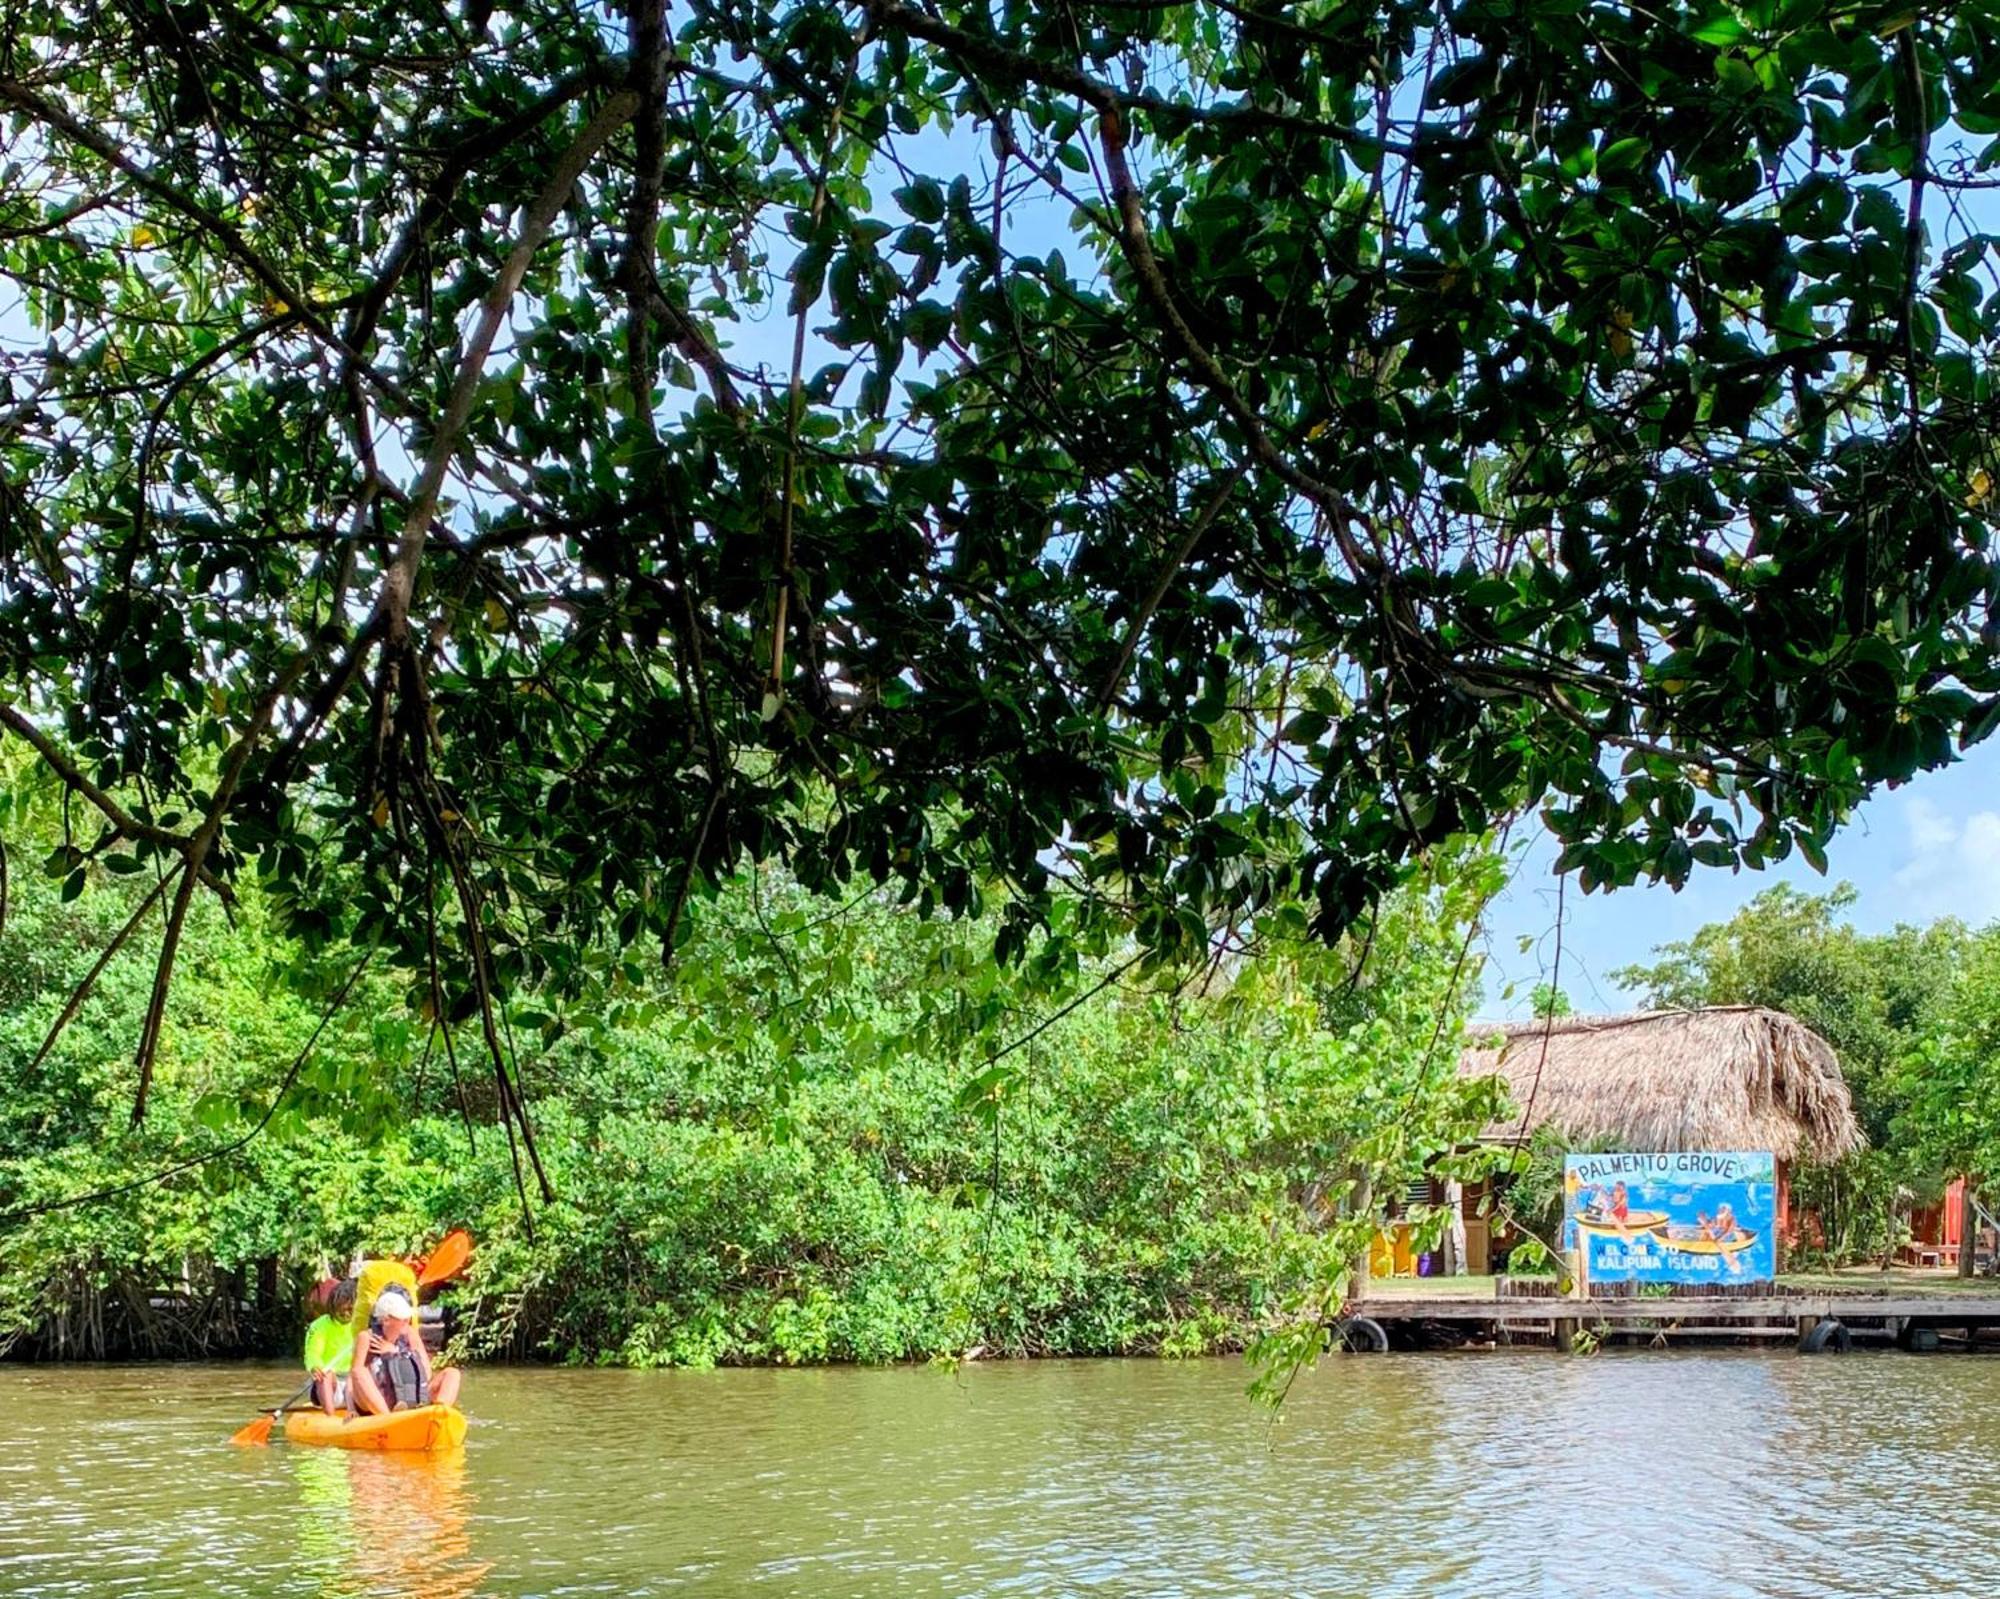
[1800,1319,1852,1354]
[1335,1315,1390,1353]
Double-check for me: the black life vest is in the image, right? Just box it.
[367,1341,430,1410]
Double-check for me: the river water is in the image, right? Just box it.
[1,1352,1993,1597]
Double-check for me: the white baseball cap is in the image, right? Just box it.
[374,1287,415,1321]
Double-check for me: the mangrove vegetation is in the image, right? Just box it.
[0,779,1508,1364]
[1,0,1999,1369]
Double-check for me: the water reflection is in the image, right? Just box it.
[292,1446,489,1599]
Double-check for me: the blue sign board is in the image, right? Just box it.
[1562,1152,1777,1285]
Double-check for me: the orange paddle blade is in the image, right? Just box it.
[230,1412,276,1447]
[417,1229,472,1289]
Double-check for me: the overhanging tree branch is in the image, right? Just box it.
[859,0,1429,156]
[371,87,640,651]
[0,706,194,851]
[0,943,376,1224]
[131,652,313,1124]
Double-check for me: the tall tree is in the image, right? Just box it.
[1616,882,1974,1260]
[1900,925,2000,1198]
[1613,882,1967,1145]
[0,0,1996,1127]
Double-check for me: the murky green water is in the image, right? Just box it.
[1,1353,1995,1597]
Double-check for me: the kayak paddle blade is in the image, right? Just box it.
[417,1229,472,1290]
[230,1412,276,1447]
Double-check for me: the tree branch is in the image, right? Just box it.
[0,704,189,854]
[1,943,375,1223]
[0,77,409,410]
[29,863,181,1074]
[1896,27,1929,451]
[371,88,640,651]
[1095,465,1246,711]
[859,0,1427,156]
[131,652,312,1124]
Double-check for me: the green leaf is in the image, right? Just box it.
[1692,15,1750,46]
[1424,55,1494,108]
[894,177,946,224]
[1715,55,1760,96]
[1964,698,2000,749]
[1597,137,1652,178]
[1282,711,1330,745]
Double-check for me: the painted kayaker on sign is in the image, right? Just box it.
[1703,1204,1749,1275]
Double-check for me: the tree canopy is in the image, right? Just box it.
[2,0,1998,1130]
[1613,881,1967,1146]
[1614,881,1990,1260]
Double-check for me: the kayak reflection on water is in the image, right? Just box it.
[293,1445,491,1599]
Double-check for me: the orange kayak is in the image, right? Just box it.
[284,1405,466,1452]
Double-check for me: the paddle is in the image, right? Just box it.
[229,1377,316,1447]
[415,1228,472,1292]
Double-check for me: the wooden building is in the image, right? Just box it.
[1413,1007,1863,1275]
[1905,1178,1967,1269]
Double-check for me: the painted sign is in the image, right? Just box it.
[1562,1151,1777,1285]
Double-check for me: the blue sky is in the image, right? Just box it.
[1479,736,2000,1017]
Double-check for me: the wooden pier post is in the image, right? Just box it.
[1351,1169,1373,1299]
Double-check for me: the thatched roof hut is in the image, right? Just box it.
[1458,1006,1862,1162]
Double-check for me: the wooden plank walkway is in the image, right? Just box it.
[1350,1293,2000,1324]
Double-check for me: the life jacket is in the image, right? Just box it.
[366,1338,431,1411]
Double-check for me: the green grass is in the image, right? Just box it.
[1363,1274,1503,1297]
[1775,1267,2000,1297]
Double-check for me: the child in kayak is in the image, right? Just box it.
[303,1278,357,1415]
[350,1285,461,1415]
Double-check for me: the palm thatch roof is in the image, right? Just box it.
[1458,1006,1862,1162]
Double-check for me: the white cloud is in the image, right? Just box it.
[1893,797,2000,925]
[1904,795,1961,853]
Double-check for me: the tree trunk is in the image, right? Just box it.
[1961,1179,1977,1278]
[1350,1168,1373,1299]
[1445,1178,1468,1277]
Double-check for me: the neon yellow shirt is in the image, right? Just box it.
[353,1259,419,1330]
[302,1314,355,1374]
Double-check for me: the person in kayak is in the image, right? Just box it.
[303,1278,358,1415]
[349,1285,461,1415]
[352,1255,421,1328]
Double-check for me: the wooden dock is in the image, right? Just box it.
[1341,1286,2000,1352]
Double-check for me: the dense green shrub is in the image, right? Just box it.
[0,782,1502,1364]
